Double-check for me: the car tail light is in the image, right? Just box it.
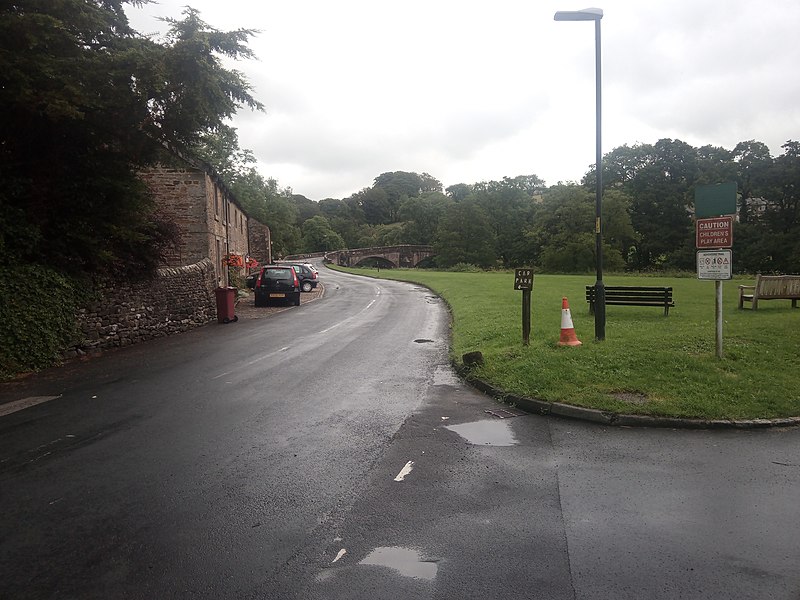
[255,272,263,288]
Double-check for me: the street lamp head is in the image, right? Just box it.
[554,7,603,21]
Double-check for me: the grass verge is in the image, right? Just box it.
[331,266,800,421]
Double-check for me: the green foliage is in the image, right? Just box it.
[227,266,246,290]
[448,263,485,273]
[191,124,256,184]
[230,168,300,257]
[301,216,346,252]
[434,201,496,269]
[0,1,262,278]
[0,265,85,379]
[397,192,453,245]
[468,177,539,266]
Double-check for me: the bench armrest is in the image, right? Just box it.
[738,285,755,291]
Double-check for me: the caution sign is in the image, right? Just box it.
[696,216,733,249]
[697,250,732,280]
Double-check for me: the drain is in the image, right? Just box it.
[484,407,526,419]
[414,339,434,344]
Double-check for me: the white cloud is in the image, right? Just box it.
[126,0,800,199]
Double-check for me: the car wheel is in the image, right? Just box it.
[301,281,313,292]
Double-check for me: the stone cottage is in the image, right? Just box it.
[69,154,273,355]
[139,155,271,286]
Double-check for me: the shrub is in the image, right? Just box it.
[448,263,484,273]
[0,264,85,380]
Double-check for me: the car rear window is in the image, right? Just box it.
[264,268,293,278]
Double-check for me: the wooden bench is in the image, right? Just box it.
[738,274,800,309]
[586,285,674,316]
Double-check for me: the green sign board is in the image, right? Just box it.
[695,181,737,218]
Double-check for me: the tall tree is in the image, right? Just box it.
[469,175,541,267]
[397,192,453,245]
[434,201,496,269]
[732,140,772,223]
[372,171,442,222]
[191,123,256,184]
[0,1,263,276]
[445,183,473,202]
[301,216,346,253]
[230,169,300,258]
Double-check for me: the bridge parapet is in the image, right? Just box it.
[330,245,434,268]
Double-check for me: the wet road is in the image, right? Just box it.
[1,265,799,599]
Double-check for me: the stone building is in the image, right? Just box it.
[139,156,271,285]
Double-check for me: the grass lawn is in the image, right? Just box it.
[331,266,800,421]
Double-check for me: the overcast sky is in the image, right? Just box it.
[126,0,800,200]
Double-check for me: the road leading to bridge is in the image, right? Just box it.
[1,263,799,599]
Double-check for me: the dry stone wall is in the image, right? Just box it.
[67,259,217,357]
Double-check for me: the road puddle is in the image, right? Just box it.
[359,547,438,580]
[444,419,519,446]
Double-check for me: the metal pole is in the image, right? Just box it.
[715,280,723,358]
[594,17,606,341]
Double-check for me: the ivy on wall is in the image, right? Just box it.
[0,265,86,380]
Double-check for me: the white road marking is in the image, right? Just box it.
[239,347,290,369]
[318,296,379,335]
[394,460,415,482]
[332,548,347,563]
[0,396,61,418]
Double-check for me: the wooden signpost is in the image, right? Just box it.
[514,269,533,345]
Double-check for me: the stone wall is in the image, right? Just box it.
[138,167,208,267]
[139,165,252,287]
[68,259,217,357]
[247,220,272,268]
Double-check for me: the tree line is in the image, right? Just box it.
[224,139,799,274]
[2,1,798,281]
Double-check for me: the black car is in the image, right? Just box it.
[252,265,301,307]
[279,263,319,292]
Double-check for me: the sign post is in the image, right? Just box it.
[697,250,732,358]
[695,182,736,359]
[514,269,533,346]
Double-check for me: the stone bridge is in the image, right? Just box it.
[329,245,434,268]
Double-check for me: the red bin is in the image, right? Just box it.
[215,287,238,324]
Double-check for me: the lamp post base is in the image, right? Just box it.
[594,281,606,341]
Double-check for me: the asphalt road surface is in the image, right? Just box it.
[1,264,799,599]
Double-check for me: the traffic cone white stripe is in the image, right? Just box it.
[558,297,582,346]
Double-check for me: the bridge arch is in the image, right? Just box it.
[330,245,434,269]
[353,255,397,269]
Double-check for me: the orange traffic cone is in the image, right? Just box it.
[558,297,582,346]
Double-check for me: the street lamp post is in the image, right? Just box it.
[554,7,605,341]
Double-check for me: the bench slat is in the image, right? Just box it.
[738,274,800,309]
[585,285,673,316]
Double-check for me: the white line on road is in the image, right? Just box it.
[318,294,379,335]
[0,396,62,418]
[394,460,415,482]
[332,549,347,563]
